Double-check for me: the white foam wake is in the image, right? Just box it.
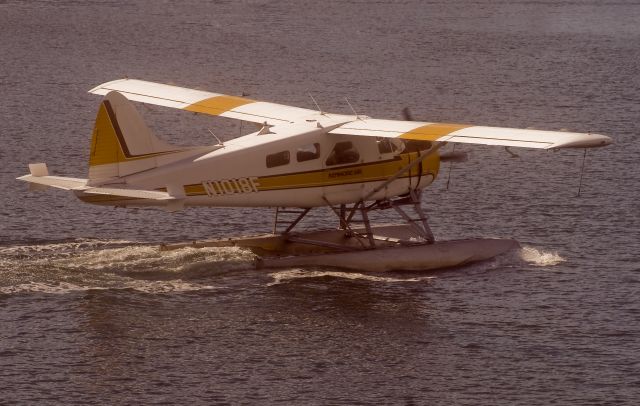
[0,280,216,295]
[267,268,434,286]
[519,246,566,266]
[0,240,256,274]
[0,240,257,295]
[43,245,255,273]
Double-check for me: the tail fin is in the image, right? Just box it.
[88,91,186,181]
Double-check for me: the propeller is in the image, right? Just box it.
[402,107,414,121]
[440,150,468,162]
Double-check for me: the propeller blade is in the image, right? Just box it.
[402,107,414,121]
[440,151,468,163]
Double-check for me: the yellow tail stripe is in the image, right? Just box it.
[89,103,123,166]
[89,101,183,167]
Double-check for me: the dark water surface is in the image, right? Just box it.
[1,0,639,404]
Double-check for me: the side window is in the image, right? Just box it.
[377,138,398,154]
[325,141,360,166]
[296,143,321,162]
[266,150,290,168]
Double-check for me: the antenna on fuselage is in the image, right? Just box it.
[239,91,250,136]
[207,129,224,146]
[344,97,363,120]
[258,121,274,135]
[308,93,325,115]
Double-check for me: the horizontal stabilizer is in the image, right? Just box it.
[17,174,88,190]
[81,187,174,200]
[17,163,175,201]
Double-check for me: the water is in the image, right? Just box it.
[1,0,639,404]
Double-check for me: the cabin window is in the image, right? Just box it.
[266,150,290,168]
[377,138,398,154]
[325,141,360,166]
[296,143,321,162]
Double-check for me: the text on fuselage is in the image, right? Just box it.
[328,168,363,179]
[202,177,260,197]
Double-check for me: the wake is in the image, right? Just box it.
[0,239,256,295]
[0,239,566,295]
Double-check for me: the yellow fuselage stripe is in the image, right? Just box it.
[184,152,439,196]
[81,152,439,204]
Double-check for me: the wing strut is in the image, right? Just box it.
[319,194,436,247]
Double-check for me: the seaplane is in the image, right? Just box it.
[17,79,612,271]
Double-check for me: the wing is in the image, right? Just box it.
[90,79,612,149]
[89,79,320,125]
[329,119,612,149]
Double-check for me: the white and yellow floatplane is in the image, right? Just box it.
[18,79,612,271]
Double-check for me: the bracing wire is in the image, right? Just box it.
[577,148,588,197]
[446,144,456,191]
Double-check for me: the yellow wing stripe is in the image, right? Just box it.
[399,123,470,141]
[184,95,255,116]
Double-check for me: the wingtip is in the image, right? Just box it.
[551,133,613,149]
[88,78,131,94]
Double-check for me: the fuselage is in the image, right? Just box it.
[76,123,440,208]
